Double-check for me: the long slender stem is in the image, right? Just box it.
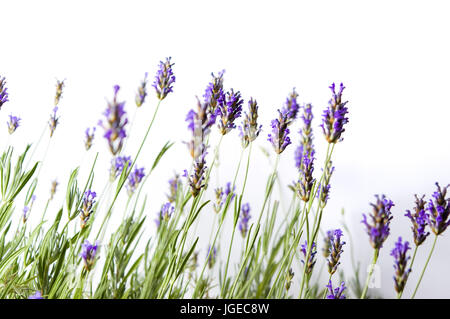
[360,248,379,299]
[222,143,252,296]
[227,154,279,298]
[411,235,438,299]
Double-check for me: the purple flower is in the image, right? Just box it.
[0,76,9,108]
[362,194,394,249]
[391,237,412,294]
[239,203,251,237]
[22,206,29,223]
[213,182,236,213]
[135,72,148,107]
[405,195,430,246]
[281,88,300,123]
[217,89,244,135]
[187,144,208,197]
[7,115,20,134]
[155,202,174,228]
[153,57,175,100]
[224,182,236,201]
[110,155,132,181]
[316,161,335,207]
[48,107,59,137]
[426,182,450,235]
[185,97,216,159]
[84,127,96,151]
[267,109,292,154]
[79,190,96,229]
[326,281,346,299]
[98,85,128,155]
[321,83,349,143]
[326,229,345,275]
[80,240,99,271]
[203,70,225,114]
[126,166,145,196]
[239,98,262,148]
[28,291,43,299]
[292,150,315,202]
[166,173,180,203]
[300,241,317,275]
[295,103,314,170]
[207,245,217,269]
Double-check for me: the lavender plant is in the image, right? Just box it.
[0,59,447,301]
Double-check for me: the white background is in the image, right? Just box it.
[2,0,450,298]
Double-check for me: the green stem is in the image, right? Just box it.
[221,144,252,297]
[411,235,438,299]
[227,154,279,298]
[360,248,379,299]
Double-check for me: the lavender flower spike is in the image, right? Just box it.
[0,76,9,109]
[281,88,300,123]
[239,203,251,237]
[213,186,224,213]
[203,70,225,115]
[54,79,65,106]
[98,85,128,155]
[135,72,148,107]
[321,82,349,143]
[22,206,29,223]
[426,182,450,235]
[153,57,175,100]
[126,166,145,196]
[166,173,180,203]
[50,180,58,200]
[80,190,96,229]
[391,237,412,294]
[155,202,174,228]
[405,194,430,246]
[362,194,394,249]
[322,230,333,258]
[7,115,21,134]
[217,89,244,135]
[48,107,59,137]
[267,109,292,154]
[188,145,208,197]
[239,98,262,148]
[110,155,132,181]
[207,245,217,269]
[292,150,315,202]
[84,127,96,150]
[295,103,314,170]
[316,161,335,207]
[327,229,346,275]
[326,281,347,299]
[285,268,295,291]
[80,240,99,271]
[185,97,216,159]
[300,240,317,275]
